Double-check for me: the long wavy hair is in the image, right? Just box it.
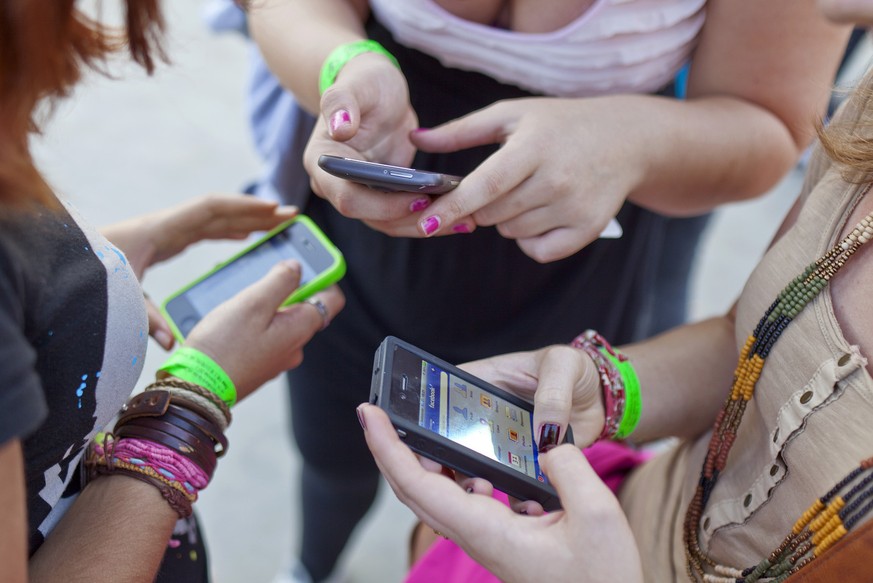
[819,69,873,182]
[0,0,165,208]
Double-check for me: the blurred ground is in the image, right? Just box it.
[29,3,870,582]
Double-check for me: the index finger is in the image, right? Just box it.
[415,140,535,236]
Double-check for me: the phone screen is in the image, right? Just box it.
[390,346,546,483]
[185,228,320,315]
[165,220,336,338]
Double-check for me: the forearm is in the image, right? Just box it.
[617,94,800,214]
[620,314,738,442]
[248,0,369,113]
[622,0,850,215]
[29,475,178,582]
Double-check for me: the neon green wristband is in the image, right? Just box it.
[603,351,642,440]
[319,39,400,95]
[158,347,237,408]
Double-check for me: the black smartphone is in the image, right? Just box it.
[370,336,573,511]
[318,155,462,194]
[161,215,345,341]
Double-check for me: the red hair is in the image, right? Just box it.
[0,0,165,207]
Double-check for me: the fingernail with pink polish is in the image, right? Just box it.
[452,224,471,234]
[329,110,351,134]
[356,405,367,430]
[420,215,441,236]
[409,198,430,212]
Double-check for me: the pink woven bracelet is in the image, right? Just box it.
[571,331,626,440]
[112,437,210,494]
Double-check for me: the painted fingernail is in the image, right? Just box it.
[356,405,367,430]
[538,423,560,453]
[452,224,471,234]
[420,215,441,236]
[409,198,430,212]
[329,109,351,134]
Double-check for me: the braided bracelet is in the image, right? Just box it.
[83,433,195,519]
[571,330,642,440]
[148,376,232,427]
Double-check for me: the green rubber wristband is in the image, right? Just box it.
[319,39,400,95]
[603,351,642,440]
[158,347,237,408]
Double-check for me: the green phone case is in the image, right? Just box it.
[160,214,345,342]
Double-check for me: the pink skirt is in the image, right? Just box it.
[404,441,651,583]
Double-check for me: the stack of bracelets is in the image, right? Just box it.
[82,347,235,519]
[571,329,642,441]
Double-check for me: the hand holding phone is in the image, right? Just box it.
[161,215,345,341]
[318,155,462,194]
[369,336,573,510]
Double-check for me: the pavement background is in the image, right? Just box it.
[29,3,871,581]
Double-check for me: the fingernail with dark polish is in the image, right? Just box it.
[538,423,560,453]
[452,224,471,234]
[410,198,430,212]
[420,215,441,236]
[356,405,367,431]
[329,110,351,134]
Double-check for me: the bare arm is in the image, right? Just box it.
[0,441,28,583]
[620,314,738,442]
[0,437,176,583]
[629,0,850,213]
[29,476,178,582]
[247,0,370,113]
[620,188,813,442]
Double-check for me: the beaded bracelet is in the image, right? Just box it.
[570,330,642,440]
[158,346,237,408]
[319,39,400,95]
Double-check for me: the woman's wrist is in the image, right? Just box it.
[570,330,642,441]
[319,39,400,95]
[158,346,237,408]
[82,380,231,519]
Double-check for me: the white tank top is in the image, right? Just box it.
[369,0,706,97]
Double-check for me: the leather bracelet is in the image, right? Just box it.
[158,406,227,458]
[117,417,217,476]
[117,390,228,469]
[164,404,228,457]
[149,377,232,426]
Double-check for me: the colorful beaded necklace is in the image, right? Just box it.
[683,182,873,582]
